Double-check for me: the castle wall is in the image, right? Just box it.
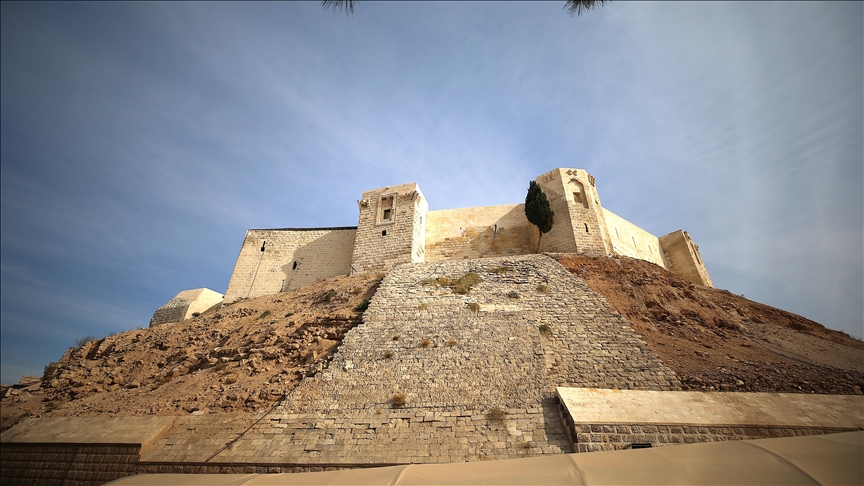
[424,204,537,261]
[602,209,669,269]
[223,228,357,303]
[535,169,612,255]
[535,170,578,253]
[659,230,713,287]
[350,183,428,273]
[219,168,713,302]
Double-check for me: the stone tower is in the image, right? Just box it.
[350,182,429,273]
[535,168,612,255]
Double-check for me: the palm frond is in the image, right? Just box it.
[564,0,608,17]
[322,0,356,15]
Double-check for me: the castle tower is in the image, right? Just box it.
[350,182,428,273]
[535,168,612,255]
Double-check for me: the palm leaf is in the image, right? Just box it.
[321,0,356,15]
[564,0,608,16]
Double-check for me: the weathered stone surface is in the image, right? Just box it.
[0,416,176,447]
[224,228,357,303]
[557,387,864,428]
[150,288,224,327]
[211,254,679,464]
[220,168,713,307]
[557,387,864,452]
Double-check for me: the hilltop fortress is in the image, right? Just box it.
[6,170,863,484]
[223,168,711,304]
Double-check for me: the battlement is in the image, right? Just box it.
[223,168,712,303]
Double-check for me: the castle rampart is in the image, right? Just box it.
[602,208,668,268]
[224,227,357,303]
[221,168,713,304]
[424,204,537,261]
[149,288,224,327]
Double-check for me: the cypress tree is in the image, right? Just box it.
[524,181,554,253]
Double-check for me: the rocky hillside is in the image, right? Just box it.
[3,254,862,433]
[555,254,864,395]
[1,272,384,431]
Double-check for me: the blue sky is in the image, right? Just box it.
[1,2,861,384]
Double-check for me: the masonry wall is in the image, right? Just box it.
[535,170,578,253]
[0,443,141,486]
[206,255,679,466]
[220,168,714,303]
[350,183,427,273]
[150,289,223,327]
[424,205,537,261]
[602,209,669,269]
[148,299,187,328]
[223,228,357,303]
[535,169,612,256]
[659,230,713,287]
[567,424,858,453]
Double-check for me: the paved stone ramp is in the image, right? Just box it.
[212,255,679,465]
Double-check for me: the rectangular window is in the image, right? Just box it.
[378,195,395,224]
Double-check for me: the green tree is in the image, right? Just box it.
[525,181,554,253]
[322,0,607,17]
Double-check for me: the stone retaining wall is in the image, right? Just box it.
[0,443,140,486]
[206,254,679,464]
[566,424,860,453]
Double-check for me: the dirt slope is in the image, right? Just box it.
[555,254,864,395]
[3,254,862,434]
[1,272,383,432]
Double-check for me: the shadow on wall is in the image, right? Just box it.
[426,205,539,261]
[280,230,356,291]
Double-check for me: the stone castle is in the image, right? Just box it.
[7,169,863,485]
[223,168,711,304]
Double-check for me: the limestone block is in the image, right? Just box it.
[659,230,713,287]
[224,228,357,303]
[149,288,223,327]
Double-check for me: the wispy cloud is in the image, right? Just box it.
[2,1,861,383]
